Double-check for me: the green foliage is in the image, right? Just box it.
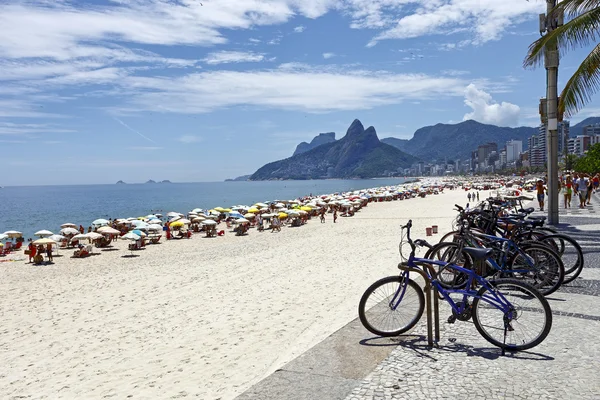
[524,1,600,117]
[574,143,600,172]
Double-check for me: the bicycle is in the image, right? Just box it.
[358,220,553,351]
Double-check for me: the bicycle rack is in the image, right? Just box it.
[398,262,440,347]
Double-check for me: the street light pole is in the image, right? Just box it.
[543,0,561,225]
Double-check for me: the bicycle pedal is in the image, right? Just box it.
[447,315,456,324]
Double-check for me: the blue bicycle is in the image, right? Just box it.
[358,220,552,351]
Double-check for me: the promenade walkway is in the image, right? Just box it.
[237,193,600,400]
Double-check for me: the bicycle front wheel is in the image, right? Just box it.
[358,276,424,337]
[472,279,552,351]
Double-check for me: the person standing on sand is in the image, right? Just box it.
[320,208,326,223]
[46,243,53,262]
[27,240,35,263]
[333,209,338,223]
[79,225,84,234]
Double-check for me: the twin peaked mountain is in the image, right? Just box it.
[250,120,417,180]
[248,118,547,180]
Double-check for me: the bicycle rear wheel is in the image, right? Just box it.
[472,279,552,351]
[539,234,584,284]
[508,243,564,296]
[358,276,424,337]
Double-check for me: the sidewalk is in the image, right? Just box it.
[237,193,600,400]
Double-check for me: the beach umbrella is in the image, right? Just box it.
[233,218,249,224]
[166,212,180,218]
[169,215,182,223]
[34,230,54,238]
[244,213,256,219]
[178,218,191,224]
[3,230,22,238]
[229,211,244,219]
[92,219,109,227]
[0,234,7,241]
[201,220,217,226]
[87,233,103,249]
[146,225,162,232]
[32,238,56,246]
[49,234,65,242]
[130,220,150,229]
[97,226,120,235]
[170,220,184,228]
[192,208,203,214]
[247,207,259,213]
[71,233,90,241]
[254,202,268,208]
[192,216,206,222]
[131,229,147,237]
[122,232,141,241]
[60,227,79,236]
[278,212,288,219]
[61,223,77,229]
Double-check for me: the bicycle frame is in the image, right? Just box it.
[394,255,513,317]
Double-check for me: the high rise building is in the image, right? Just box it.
[505,140,523,163]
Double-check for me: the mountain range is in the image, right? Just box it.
[240,117,600,181]
[249,120,417,180]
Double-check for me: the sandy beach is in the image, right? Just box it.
[0,188,467,399]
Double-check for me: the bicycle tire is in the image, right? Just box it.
[507,243,564,296]
[472,278,552,351]
[438,230,460,243]
[358,276,424,337]
[539,234,584,284]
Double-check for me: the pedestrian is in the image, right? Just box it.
[536,180,547,211]
[27,240,35,263]
[467,193,472,202]
[476,191,480,201]
[46,243,53,262]
[333,209,338,223]
[320,208,326,223]
[575,174,588,208]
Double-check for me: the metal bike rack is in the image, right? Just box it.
[398,262,440,347]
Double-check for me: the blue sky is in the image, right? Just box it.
[1,0,599,185]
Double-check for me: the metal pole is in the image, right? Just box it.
[545,0,560,225]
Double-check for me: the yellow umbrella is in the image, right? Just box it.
[248,207,259,213]
[170,220,185,228]
[300,206,312,212]
[222,208,232,213]
[278,212,288,219]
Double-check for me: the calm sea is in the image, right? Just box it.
[0,178,409,239]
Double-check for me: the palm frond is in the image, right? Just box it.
[523,7,600,68]
[559,42,600,117]
[557,0,600,17]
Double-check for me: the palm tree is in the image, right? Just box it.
[524,0,600,118]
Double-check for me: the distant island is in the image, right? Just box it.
[116,180,126,185]
[146,179,172,184]
[225,175,251,182]
[146,180,156,184]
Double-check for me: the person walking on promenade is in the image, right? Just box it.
[564,175,573,209]
[575,174,589,209]
[476,191,480,201]
[467,192,472,202]
[536,180,547,211]
[586,176,593,205]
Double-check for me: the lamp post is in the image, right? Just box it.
[540,0,562,225]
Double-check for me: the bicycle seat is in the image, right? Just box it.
[518,207,535,214]
[528,216,547,221]
[462,247,493,260]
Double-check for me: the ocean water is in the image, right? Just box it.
[0,178,409,239]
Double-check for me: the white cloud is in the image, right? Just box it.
[114,67,468,114]
[202,51,265,65]
[322,53,336,59]
[367,0,544,47]
[293,25,306,33]
[178,135,203,144]
[463,84,520,127]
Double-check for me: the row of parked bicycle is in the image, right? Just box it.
[358,196,584,352]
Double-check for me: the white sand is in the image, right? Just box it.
[0,188,467,399]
